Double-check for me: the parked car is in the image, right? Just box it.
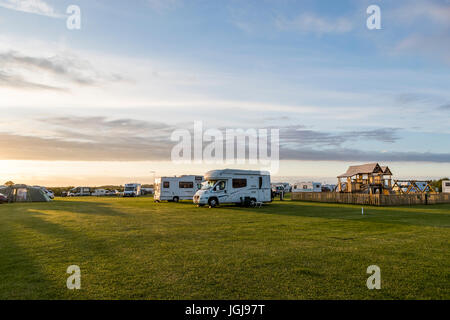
[42,188,55,199]
[271,185,285,197]
[106,190,119,196]
[0,193,7,203]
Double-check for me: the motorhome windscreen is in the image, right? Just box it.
[201,180,218,190]
[125,187,135,191]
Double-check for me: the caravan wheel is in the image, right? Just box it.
[173,196,179,203]
[250,198,257,207]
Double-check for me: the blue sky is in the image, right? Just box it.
[0,0,449,185]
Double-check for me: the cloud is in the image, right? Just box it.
[279,127,400,147]
[439,103,450,110]
[393,33,450,64]
[389,1,450,63]
[0,0,64,18]
[0,117,178,161]
[391,1,450,27]
[0,50,125,90]
[0,70,67,91]
[1,116,432,163]
[275,13,353,35]
[280,147,450,163]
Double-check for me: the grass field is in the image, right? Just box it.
[0,197,449,300]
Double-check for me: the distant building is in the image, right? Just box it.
[442,181,450,193]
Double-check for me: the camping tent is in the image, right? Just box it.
[0,184,51,202]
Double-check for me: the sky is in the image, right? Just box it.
[0,0,449,186]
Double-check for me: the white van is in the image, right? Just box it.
[68,187,91,197]
[123,183,141,197]
[292,182,322,193]
[92,189,107,196]
[193,169,271,207]
[154,176,203,202]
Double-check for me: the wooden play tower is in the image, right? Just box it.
[337,163,393,195]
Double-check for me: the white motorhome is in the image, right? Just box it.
[68,187,91,197]
[292,182,322,192]
[193,169,271,207]
[154,176,203,202]
[123,183,141,197]
[443,180,450,193]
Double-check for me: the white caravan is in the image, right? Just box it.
[443,180,450,193]
[292,182,322,192]
[193,169,271,207]
[123,183,141,197]
[154,176,203,202]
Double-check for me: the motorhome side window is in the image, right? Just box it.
[232,179,247,188]
[179,182,194,188]
[163,181,170,188]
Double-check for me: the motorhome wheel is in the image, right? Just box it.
[208,198,218,208]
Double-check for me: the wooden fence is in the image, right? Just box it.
[291,192,450,206]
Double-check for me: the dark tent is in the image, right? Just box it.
[0,184,51,203]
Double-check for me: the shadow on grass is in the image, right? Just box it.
[0,227,58,299]
[38,200,128,217]
[16,213,120,259]
[216,201,450,228]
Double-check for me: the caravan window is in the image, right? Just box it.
[179,181,194,189]
[163,181,170,188]
[303,185,308,189]
[232,179,247,188]
[259,177,263,189]
[446,182,450,187]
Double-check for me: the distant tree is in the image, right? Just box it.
[4,181,14,186]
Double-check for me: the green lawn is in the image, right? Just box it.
[0,197,449,300]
